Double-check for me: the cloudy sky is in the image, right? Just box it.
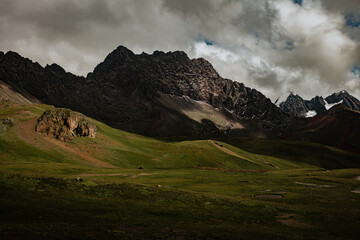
[1,0,360,101]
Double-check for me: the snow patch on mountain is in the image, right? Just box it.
[305,110,317,118]
[324,99,343,110]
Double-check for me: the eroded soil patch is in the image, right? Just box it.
[254,194,283,199]
[277,214,315,229]
[295,181,334,188]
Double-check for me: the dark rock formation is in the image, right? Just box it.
[325,90,360,111]
[305,96,327,115]
[279,92,309,117]
[36,108,96,142]
[0,45,291,138]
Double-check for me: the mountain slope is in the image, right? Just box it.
[0,80,41,105]
[0,47,290,138]
[284,104,360,153]
[1,101,359,176]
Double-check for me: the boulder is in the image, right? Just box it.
[36,108,96,142]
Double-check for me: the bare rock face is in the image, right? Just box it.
[36,108,96,141]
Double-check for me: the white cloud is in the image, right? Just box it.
[194,42,239,63]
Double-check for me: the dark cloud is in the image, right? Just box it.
[0,0,359,100]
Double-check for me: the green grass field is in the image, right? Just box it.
[1,102,360,239]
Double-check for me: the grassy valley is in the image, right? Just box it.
[1,101,360,239]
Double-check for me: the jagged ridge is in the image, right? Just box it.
[0,46,290,137]
[279,91,360,117]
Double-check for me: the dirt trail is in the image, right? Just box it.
[197,167,266,173]
[74,172,157,178]
[295,181,334,188]
[15,118,117,168]
[129,173,157,179]
[208,140,256,164]
[75,173,128,177]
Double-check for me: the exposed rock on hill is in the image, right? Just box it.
[0,117,14,134]
[36,109,96,142]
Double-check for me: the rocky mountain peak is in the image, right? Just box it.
[5,51,22,59]
[113,45,135,56]
[45,63,67,77]
[325,90,349,103]
[325,90,360,111]
[279,92,308,117]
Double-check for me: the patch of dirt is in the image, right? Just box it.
[277,214,316,229]
[152,157,161,162]
[354,176,360,181]
[129,173,157,179]
[74,173,128,177]
[13,110,36,120]
[207,140,256,163]
[197,167,266,173]
[254,194,283,199]
[15,118,117,168]
[351,190,360,194]
[295,181,334,188]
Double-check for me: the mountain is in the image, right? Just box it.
[0,46,291,138]
[279,92,312,117]
[279,90,360,117]
[325,90,360,111]
[0,79,41,105]
[284,104,360,153]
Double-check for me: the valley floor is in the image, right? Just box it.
[1,102,360,239]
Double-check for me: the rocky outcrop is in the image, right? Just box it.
[36,108,96,142]
[0,117,14,134]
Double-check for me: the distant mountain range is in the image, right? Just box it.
[1,46,360,152]
[279,91,360,118]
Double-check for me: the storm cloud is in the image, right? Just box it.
[0,0,359,101]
